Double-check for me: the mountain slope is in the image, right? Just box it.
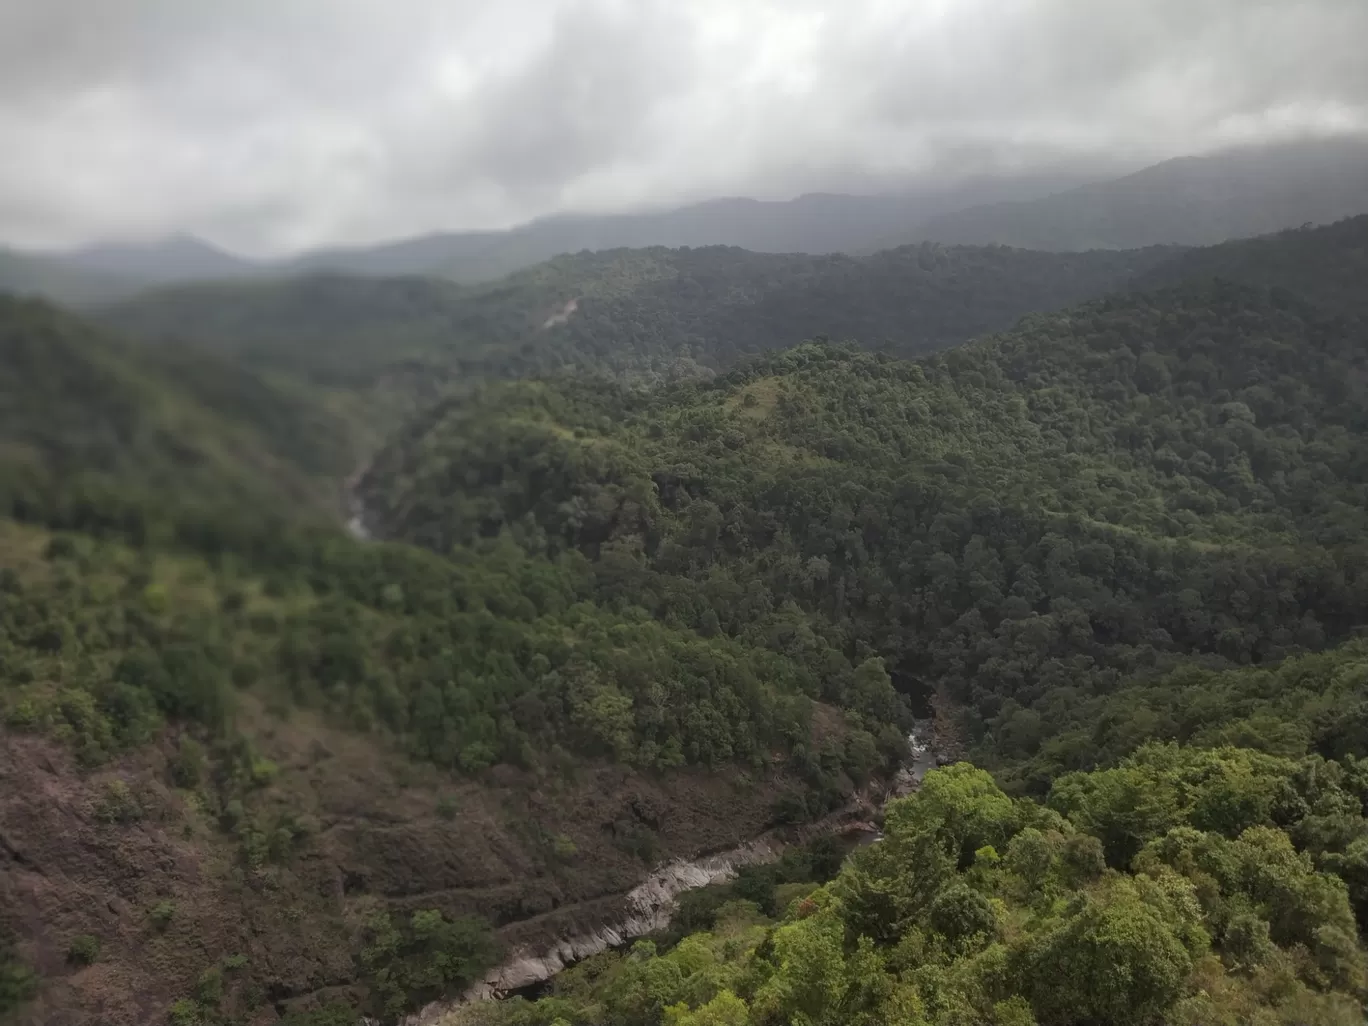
[918,135,1368,251]
[0,294,355,536]
[97,242,1175,391]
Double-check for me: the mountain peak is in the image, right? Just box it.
[62,233,257,283]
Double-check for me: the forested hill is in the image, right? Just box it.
[0,293,354,538]
[362,278,1368,776]
[94,242,1174,390]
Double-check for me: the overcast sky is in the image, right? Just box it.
[3,0,1366,256]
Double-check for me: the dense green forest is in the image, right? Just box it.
[361,279,1368,772]
[95,243,1172,390]
[7,215,1368,1025]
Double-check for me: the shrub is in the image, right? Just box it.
[168,997,202,1026]
[0,940,37,1015]
[92,779,143,824]
[168,737,207,788]
[195,966,223,1006]
[67,934,100,965]
[149,901,176,931]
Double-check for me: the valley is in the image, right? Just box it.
[4,197,1368,1026]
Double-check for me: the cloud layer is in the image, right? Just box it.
[3,0,1366,254]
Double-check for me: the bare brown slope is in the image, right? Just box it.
[1,705,800,1026]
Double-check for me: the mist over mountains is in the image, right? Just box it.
[3,136,1366,308]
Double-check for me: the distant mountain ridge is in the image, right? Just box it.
[285,177,1093,282]
[60,233,257,283]
[3,177,1091,300]
[917,135,1368,251]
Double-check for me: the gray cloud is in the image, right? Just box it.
[2,0,1366,255]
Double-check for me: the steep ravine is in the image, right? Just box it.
[344,461,373,540]
[399,729,939,1026]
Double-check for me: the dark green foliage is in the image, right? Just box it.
[168,737,207,788]
[8,187,1368,1026]
[994,642,1368,794]
[0,516,841,777]
[0,936,36,1017]
[148,901,177,931]
[194,966,224,1007]
[359,909,497,1022]
[277,1003,363,1026]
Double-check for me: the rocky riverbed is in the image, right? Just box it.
[400,725,941,1025]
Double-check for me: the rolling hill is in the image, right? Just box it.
[96,242,1176,394]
